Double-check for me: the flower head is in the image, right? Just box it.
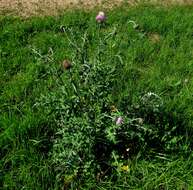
[62,60,72,70]
[121,165,129,172]
[96,11,106,23]
[110,105,117,112]
[116,116,123,126]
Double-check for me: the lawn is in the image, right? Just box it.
[1,4,193,189]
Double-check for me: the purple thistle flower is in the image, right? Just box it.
[116,117,123,126]
[96,11,106,23]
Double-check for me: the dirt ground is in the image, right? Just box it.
[0,0,193,16]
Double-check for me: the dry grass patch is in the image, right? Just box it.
[0,0,124,16]
[0,0,193,17]
[148,33,161,44]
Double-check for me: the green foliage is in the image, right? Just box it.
[1,5,193,190]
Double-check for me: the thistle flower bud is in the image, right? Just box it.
[62,60,72,70]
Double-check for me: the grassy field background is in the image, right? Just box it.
[1,2,193,190]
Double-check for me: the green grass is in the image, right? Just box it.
[1,5,193,189]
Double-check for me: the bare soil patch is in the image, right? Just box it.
[0,0,193,16]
